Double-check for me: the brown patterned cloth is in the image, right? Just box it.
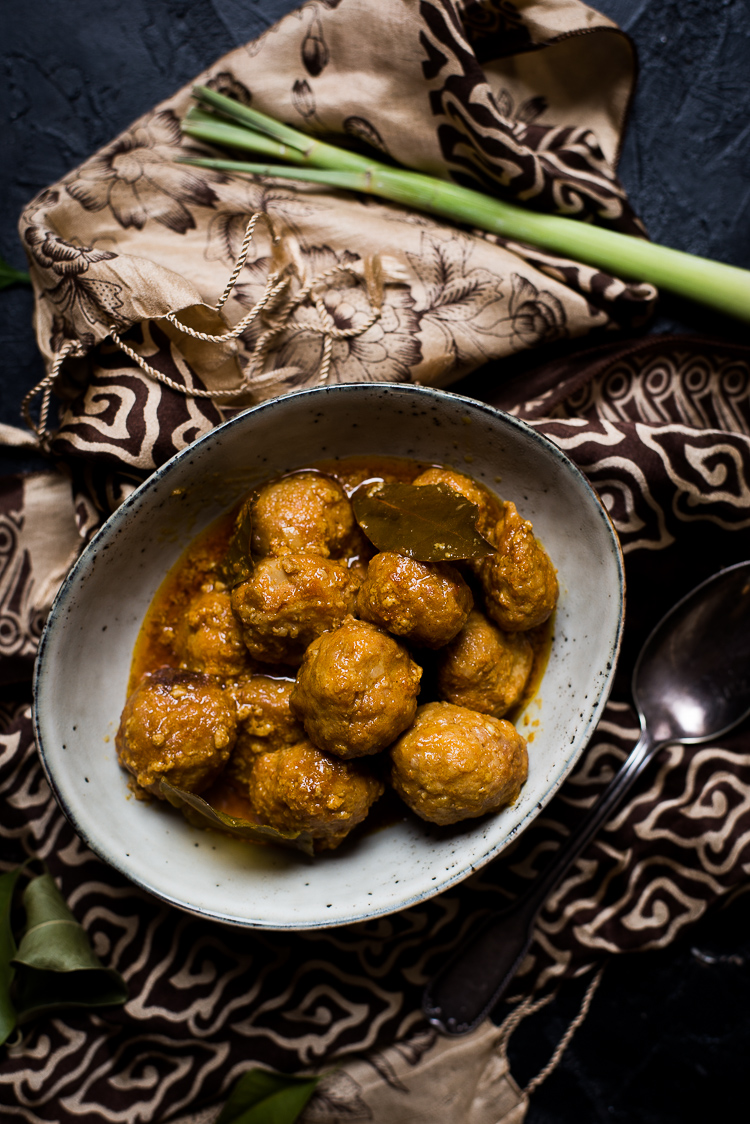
[2,334,749,1123]
[3,1,750,1121]
[17,0,654,492]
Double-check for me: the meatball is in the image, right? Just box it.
[246,739,384,851]
[390,701,527,825]
[175,587,250,678]
[230,554,361,665]
[116,669,237,798]
[357,552,473,649]
[227,675,305,786]
[412,466,501,540]
[478,502,558,631]
[437,610,533,718]
[290,616,423,759]
[250,471,355,559]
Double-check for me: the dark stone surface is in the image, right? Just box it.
[2,1,749,1119]
[508,890,750,1123]
[0,0,298,470]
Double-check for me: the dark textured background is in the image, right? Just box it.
[2,2,750,1120]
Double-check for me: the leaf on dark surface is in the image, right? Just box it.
[217,1068,320,1124]
[160,781,315,857]
[0,254,31,290]
[352,482,495,561]
[222,499,254,588]
[11,872,127,1025]
[0,868,22,1045]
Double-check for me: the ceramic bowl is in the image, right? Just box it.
[34,383,624,930]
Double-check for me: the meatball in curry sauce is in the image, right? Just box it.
[291,616,423,759]
[390,701,528,826]
[250,470,356,559]
[116,668,237,798]
[116,459,556,851]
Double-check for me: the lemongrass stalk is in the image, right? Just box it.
[178,152,750,323]
[193,85,375,173]
[182,107,307,164]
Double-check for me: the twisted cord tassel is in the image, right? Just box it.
[22,212,384,441]
[21,339,86,443]
[492,967,603,1101]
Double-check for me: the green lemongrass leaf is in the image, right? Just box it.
[352,482,495,561]
[177,157,367,190]
[0,868,23,1045]
[178,114,750,324]
[194,85,312,152]
[11,872,127,1024]
[217,1068,320,1124]
[183,108,307,165]
[160,781,315,857]
[222,500,254,588]
[192,86,373,173]
[0,255,31,290]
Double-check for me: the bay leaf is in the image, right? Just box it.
[222,499,254,588]
[0,254,30,291]
[0,867,22,1045]
[11,871,127,1025]
[160,780,315,857]
[352,482,495,561]
[217,1068,320,1124]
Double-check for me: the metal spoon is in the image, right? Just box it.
[423,560,750,1036]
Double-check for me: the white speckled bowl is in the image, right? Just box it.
[34,384,624,930]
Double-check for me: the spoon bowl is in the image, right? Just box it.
[634,563,750,744]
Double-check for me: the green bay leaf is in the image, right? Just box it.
[11,872,127,1025]
[352,482,495,561]
[0,867,23,1045]
[14,873,106,973]
[217,1069,319,1124]
[0,255,31,290]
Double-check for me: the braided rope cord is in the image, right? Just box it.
[22,210,384,440]
[494,967,604,1099]
[524,968,604,1095]
[21,338,87,445]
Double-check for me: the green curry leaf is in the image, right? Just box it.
[160,781,316,857]
[217,1069,320,1124]
[0,255,31,290]
[352,482,495,561]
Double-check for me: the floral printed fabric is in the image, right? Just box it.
[18,0,654,474]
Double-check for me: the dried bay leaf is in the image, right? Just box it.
[352,482,495,561]
[222,499,254,588]
[160,780,315,856]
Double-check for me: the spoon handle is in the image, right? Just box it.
[423,726,658,1035]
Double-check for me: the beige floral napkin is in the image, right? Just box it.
[17,0,654,479]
